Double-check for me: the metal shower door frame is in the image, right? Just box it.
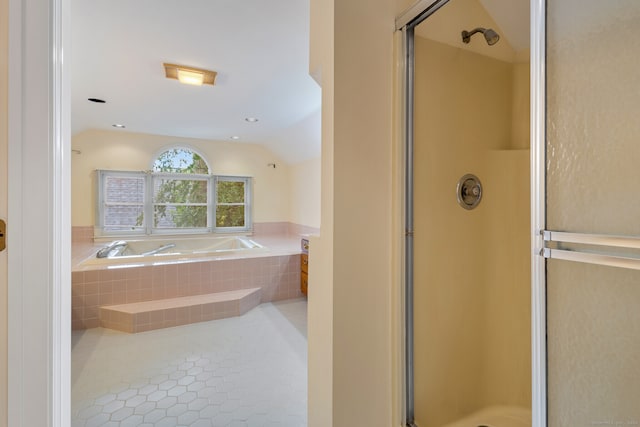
[530,1,546,426]
[396,0,548,425]
[396,3,452,425]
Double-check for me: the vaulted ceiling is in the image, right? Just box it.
[71,0,321,164]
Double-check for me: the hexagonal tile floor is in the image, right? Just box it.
[72,299,307,427]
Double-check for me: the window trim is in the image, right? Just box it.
[95,170,253,236]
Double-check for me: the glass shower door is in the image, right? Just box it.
[543,1,640,425]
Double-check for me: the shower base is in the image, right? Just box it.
[440,405,531,427]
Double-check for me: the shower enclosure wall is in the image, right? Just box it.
[407,1,531,425]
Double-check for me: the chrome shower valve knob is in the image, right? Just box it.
[457,174,483,210]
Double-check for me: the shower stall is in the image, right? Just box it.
[401,2,532,425]
[398,0,640,426]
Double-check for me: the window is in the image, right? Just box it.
[152,148,210,231]
[153,174,209,230]
[215,176,251,230]
[96,148,252,235]
[98,171,146,233]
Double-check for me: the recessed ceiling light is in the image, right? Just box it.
[112,124,126,129]
[245,117,259,123]
[164,63,217,86]
[88,98,106,103]
[230,136,240,140]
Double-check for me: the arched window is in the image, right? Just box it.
[96,147,251,235]
[152,147,210,174]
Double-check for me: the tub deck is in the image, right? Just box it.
[73,234,302,271]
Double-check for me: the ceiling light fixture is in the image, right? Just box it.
[112,124,126,129]
[230,136,240,140]
[163,63,217,86]
[245,117,259,123]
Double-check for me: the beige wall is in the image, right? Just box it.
[289,157,321,229]
[413,34,530,426]
[308,0,402,425]
[71,129,299,228]
[481,149,531,408]
[307,0,333,423]
[0,0,8,422]
[511,59,530,149]
[333,0,396,424]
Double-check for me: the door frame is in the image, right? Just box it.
[396,0,547,425]
[7,0,71,425]
[530,0,547,426]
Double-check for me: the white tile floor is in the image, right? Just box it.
[71,299,308,427]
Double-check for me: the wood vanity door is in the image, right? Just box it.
[301,254,309,295]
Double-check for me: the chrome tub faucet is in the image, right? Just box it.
[96,240,128,258]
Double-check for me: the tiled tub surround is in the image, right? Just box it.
[72,235,303,331]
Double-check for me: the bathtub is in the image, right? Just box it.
[72,234,302,329]
[82,236,266,268]
[439,406,531,427]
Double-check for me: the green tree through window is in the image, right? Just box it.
[153,148,209,229]
[216,180,246,227]
[153,148,209,174]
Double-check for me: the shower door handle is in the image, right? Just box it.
[541,229,640,270]
[543,230,640,249]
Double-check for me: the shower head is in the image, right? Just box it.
[461,27,500,46]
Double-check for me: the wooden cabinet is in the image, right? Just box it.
[301,238,309,296]
[301,253,308,295]
[301,272,308,295]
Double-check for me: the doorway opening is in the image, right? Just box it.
[69,1,320,426]
[398,1,531,425]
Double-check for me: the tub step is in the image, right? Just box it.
[99,288,262,333]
